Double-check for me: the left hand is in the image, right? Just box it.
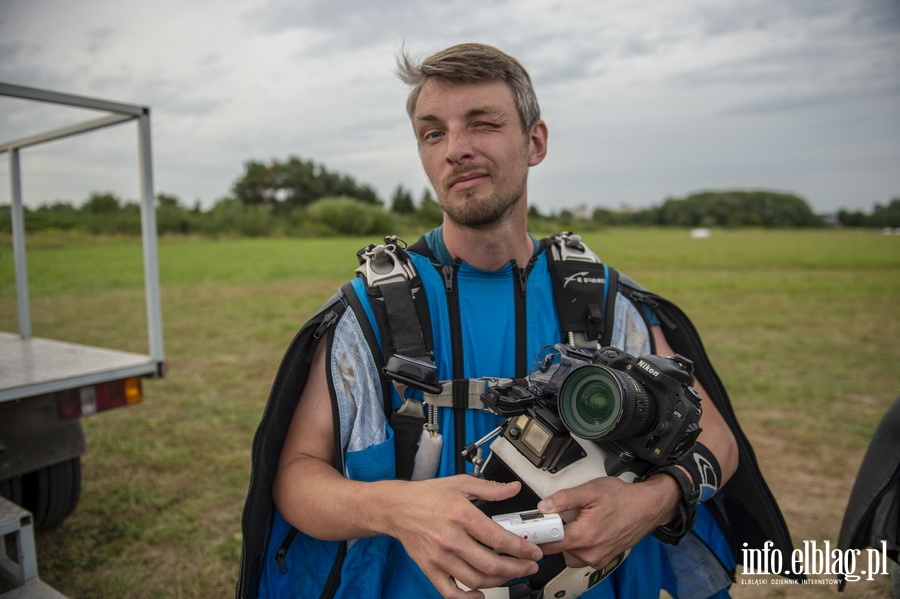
[535,474,679,569]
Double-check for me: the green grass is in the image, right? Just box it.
[1,228,898,598]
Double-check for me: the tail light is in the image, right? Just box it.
[57,377,143,419]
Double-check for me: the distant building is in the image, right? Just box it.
[572,203,589,220]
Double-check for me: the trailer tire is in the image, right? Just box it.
[21,457,82,530]
[0,476,23,506]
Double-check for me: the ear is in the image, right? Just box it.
[527,120,549,167]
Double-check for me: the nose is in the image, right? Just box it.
[445,128,474,165]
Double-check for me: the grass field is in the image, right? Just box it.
[1,228,898,598]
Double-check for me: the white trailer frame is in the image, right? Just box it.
[0,83,165,402]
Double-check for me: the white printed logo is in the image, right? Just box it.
[691,452,719,502]
[563,271,604,288]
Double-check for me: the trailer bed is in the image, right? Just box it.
[0,332,160,403]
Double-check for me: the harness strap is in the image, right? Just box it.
[379,280,430,359]
[545,232,618,350]
[425,379,497,410]
[356,231,622,395]
[602,264,619,345]
[394,378,510,411]
[357,237,440,394]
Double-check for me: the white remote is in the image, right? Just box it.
[492,510,564,544]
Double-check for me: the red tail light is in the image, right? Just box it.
[57,377,143,419]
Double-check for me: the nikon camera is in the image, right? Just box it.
[480,344,703,480]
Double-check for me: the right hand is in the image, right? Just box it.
[379,475,543,598]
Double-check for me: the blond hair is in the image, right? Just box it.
[396,43,541,131]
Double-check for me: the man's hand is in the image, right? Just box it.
[535,475,680,569]
[378,475,543,598]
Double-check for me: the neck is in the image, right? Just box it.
[441,203,532,270]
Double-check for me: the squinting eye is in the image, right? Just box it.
[423,131,444,141]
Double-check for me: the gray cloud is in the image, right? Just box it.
[1,0,897,213]
[722,82,900,117]
[86,27,115,56]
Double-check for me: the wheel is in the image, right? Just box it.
[21,457,82,529]
[0,476,23,505]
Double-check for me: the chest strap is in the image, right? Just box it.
[395,378,513,411]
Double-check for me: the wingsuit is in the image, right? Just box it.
[237,230,801,598]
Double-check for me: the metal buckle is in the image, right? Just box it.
[552,232,601,263]
[356,236,415,286]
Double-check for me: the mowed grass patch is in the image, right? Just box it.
[0,229,897,598]
[581,229,899,597]
[30,278,343,598]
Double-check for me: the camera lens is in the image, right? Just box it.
[558,365,655,441]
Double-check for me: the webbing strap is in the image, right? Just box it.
[452,379,469,410]
[544,232,619,349]
[422,379,494,410]
[391,378,510,411]
[602,265,619,345]
[379,280,430,359]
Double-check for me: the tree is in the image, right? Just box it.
[657,190,822,228]
[231,156,382,213]
[837,209,866,227]
[156,192,182,208]
[591,206,617,225]
[82,191,121,213]
[390,184,416,214]
[155,192,199,234]
[231,160,275,207]
[416,188,443,227]
[868,198,900,228]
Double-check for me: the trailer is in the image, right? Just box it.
[0,83,165,594]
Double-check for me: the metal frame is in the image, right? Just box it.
[0,83,165,373]
[0,496,38,586]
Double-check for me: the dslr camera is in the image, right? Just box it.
[461,344,703,596]
[478,344,702,482]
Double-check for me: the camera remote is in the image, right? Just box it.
[492,510,564,544]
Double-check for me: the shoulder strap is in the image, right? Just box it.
[544,231,619,349]
[362,231,623,375]
[356,236,441,394]
[407,234,434,260]
[356,232,621,396]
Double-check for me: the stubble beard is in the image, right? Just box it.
[437,164,527,230]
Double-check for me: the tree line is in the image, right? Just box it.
[2,155,897,237]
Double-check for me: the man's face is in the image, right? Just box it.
[413,79,546,229]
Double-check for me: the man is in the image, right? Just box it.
[239,43,791,599]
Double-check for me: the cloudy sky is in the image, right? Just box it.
[1,0,898,215]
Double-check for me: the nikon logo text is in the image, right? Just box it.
[563,272,604,288]
[637,360,660,377]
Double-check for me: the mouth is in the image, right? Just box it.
[448,170,490,192]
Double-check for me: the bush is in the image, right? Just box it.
[201,198,277,237]
[413,197,444,228]
[305,196,396,235]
